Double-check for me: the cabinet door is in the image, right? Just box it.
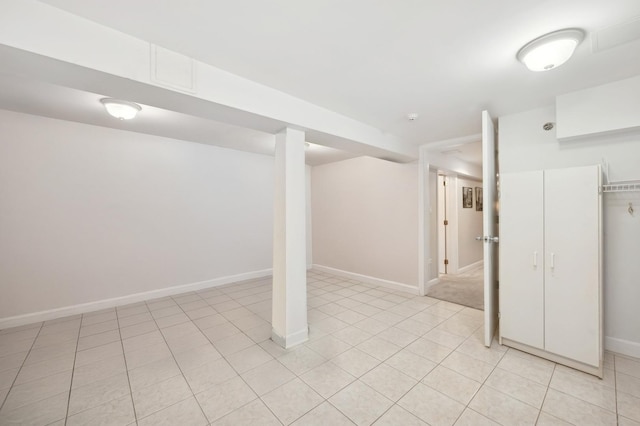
[544,166,600,367]
[499,171,544,349]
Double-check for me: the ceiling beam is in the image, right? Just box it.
[0,1,417,162]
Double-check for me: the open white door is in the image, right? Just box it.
[482,110,499,347]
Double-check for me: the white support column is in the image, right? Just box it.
[272,127,308,348]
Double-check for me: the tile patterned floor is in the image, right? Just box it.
[0,271,639,425]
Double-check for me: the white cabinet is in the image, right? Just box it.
[499,171,544,349]
[499,165,602,377]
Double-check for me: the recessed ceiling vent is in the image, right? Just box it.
[592,17,640,53]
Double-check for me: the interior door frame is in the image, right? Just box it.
[439,174,449,275]
[482,110,499,347]
[437,174,459,275]
[417,136,484,297]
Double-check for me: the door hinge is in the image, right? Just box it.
[444,220,448,226]
[444,259,449,265]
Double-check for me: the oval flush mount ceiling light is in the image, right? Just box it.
[100,98,142,120]
[517,28,585,71]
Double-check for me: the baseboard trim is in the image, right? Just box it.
[312,264,419,295]
[457,260,484,274]
[425,278,440,292]
[605,336,640,359]
[0,268,273,329]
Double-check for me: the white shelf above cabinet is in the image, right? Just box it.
[556,75,640,141]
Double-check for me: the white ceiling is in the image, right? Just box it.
[4,1,640,165]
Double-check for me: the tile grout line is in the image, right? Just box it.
[254,361,320,426]
[251,283,468,421]
[142,292,214,424]
[315,276,622,425]
[548,361,620,419]
[613,354,619,424]
[202,277,343,424]
[323,309,482,425]
[201,289,285,425]
[0,322,44,413]
[62,315,83,425]
[221,351,284,423]
[447,328,506,426]
[385,323,490,425]
[209,282,288,425]
[114,307,140,426]
[533,361,556,425]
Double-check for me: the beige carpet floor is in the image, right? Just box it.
[427,265,484,310]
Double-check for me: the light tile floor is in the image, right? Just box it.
[0,271,639,425]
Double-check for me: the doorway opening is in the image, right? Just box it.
[429,263,484,310]
[427,146,485,310]
[422,110,498,347]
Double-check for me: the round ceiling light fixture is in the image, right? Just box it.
[100,98,142,120]
[517,28,585,72]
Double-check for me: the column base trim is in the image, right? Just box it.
[271,326,309,349]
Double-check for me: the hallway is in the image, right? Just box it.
[427,265,484,310]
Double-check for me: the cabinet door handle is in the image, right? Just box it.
[550,252,555,270]
[533,251,537,268]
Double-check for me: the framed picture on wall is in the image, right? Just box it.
[475,187,483,211]
[462,187,473,208]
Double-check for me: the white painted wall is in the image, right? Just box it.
[311,157,419,288]
[456,177,483,270]
[499,104,640,357]
[0,110,274,321]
